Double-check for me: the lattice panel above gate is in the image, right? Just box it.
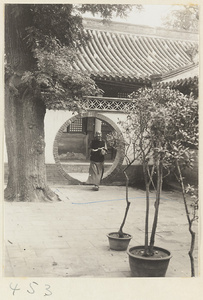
[82,97,136,112]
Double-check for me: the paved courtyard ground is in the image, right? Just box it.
[4,185,199,277]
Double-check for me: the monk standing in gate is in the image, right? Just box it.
[86,131,107,191]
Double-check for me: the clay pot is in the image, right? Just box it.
[127,245,172,277]
[107,232,132,251]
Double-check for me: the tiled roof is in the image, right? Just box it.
[160,64,198,82]
[73,19,198,81]
[156,64,198,90]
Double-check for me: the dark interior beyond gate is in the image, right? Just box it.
[58,117,117,162]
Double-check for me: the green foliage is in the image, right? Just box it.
[126,88,198,167]
[6,4,131,111]
[115,87,198,255]
[80,4,130,16]
[108,87,198,174]
[33,43,102,110]
[163,5,199,32]
[21,4,86,50]
[79,4,140,21]
[186,184,198,221]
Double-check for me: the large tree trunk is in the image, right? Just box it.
[5,81,59,202]
[5,4,60,202]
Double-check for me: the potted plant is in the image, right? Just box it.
[105,131,134,251]
[106,189,132,251]
[117,87,197,277]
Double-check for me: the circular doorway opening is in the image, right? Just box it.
[53,112,125,183]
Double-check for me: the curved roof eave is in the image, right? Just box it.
[160,63,199,83]
[74,19,198,82]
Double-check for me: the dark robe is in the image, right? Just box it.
[86,139,107,185]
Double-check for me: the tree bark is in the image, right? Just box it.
[5,5,60,202]
[5,78,60,202]
[149,160,163,253]
[143,163,149,255]
[118,170,131,238]
[176,161,196,277]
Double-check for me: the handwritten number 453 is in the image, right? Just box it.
[10,282,52,296]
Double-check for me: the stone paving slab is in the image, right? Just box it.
[3,185,198,277]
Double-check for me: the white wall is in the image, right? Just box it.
[3,109,127,164]
[44,110,74,163]
[44,110,126,164]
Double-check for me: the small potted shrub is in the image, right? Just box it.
[106,131,133,251]
[106,188,132,251]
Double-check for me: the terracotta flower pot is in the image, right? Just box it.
[127,245,172,277]
[107,232,132,251]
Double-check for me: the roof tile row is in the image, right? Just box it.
[74,28,197,80]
